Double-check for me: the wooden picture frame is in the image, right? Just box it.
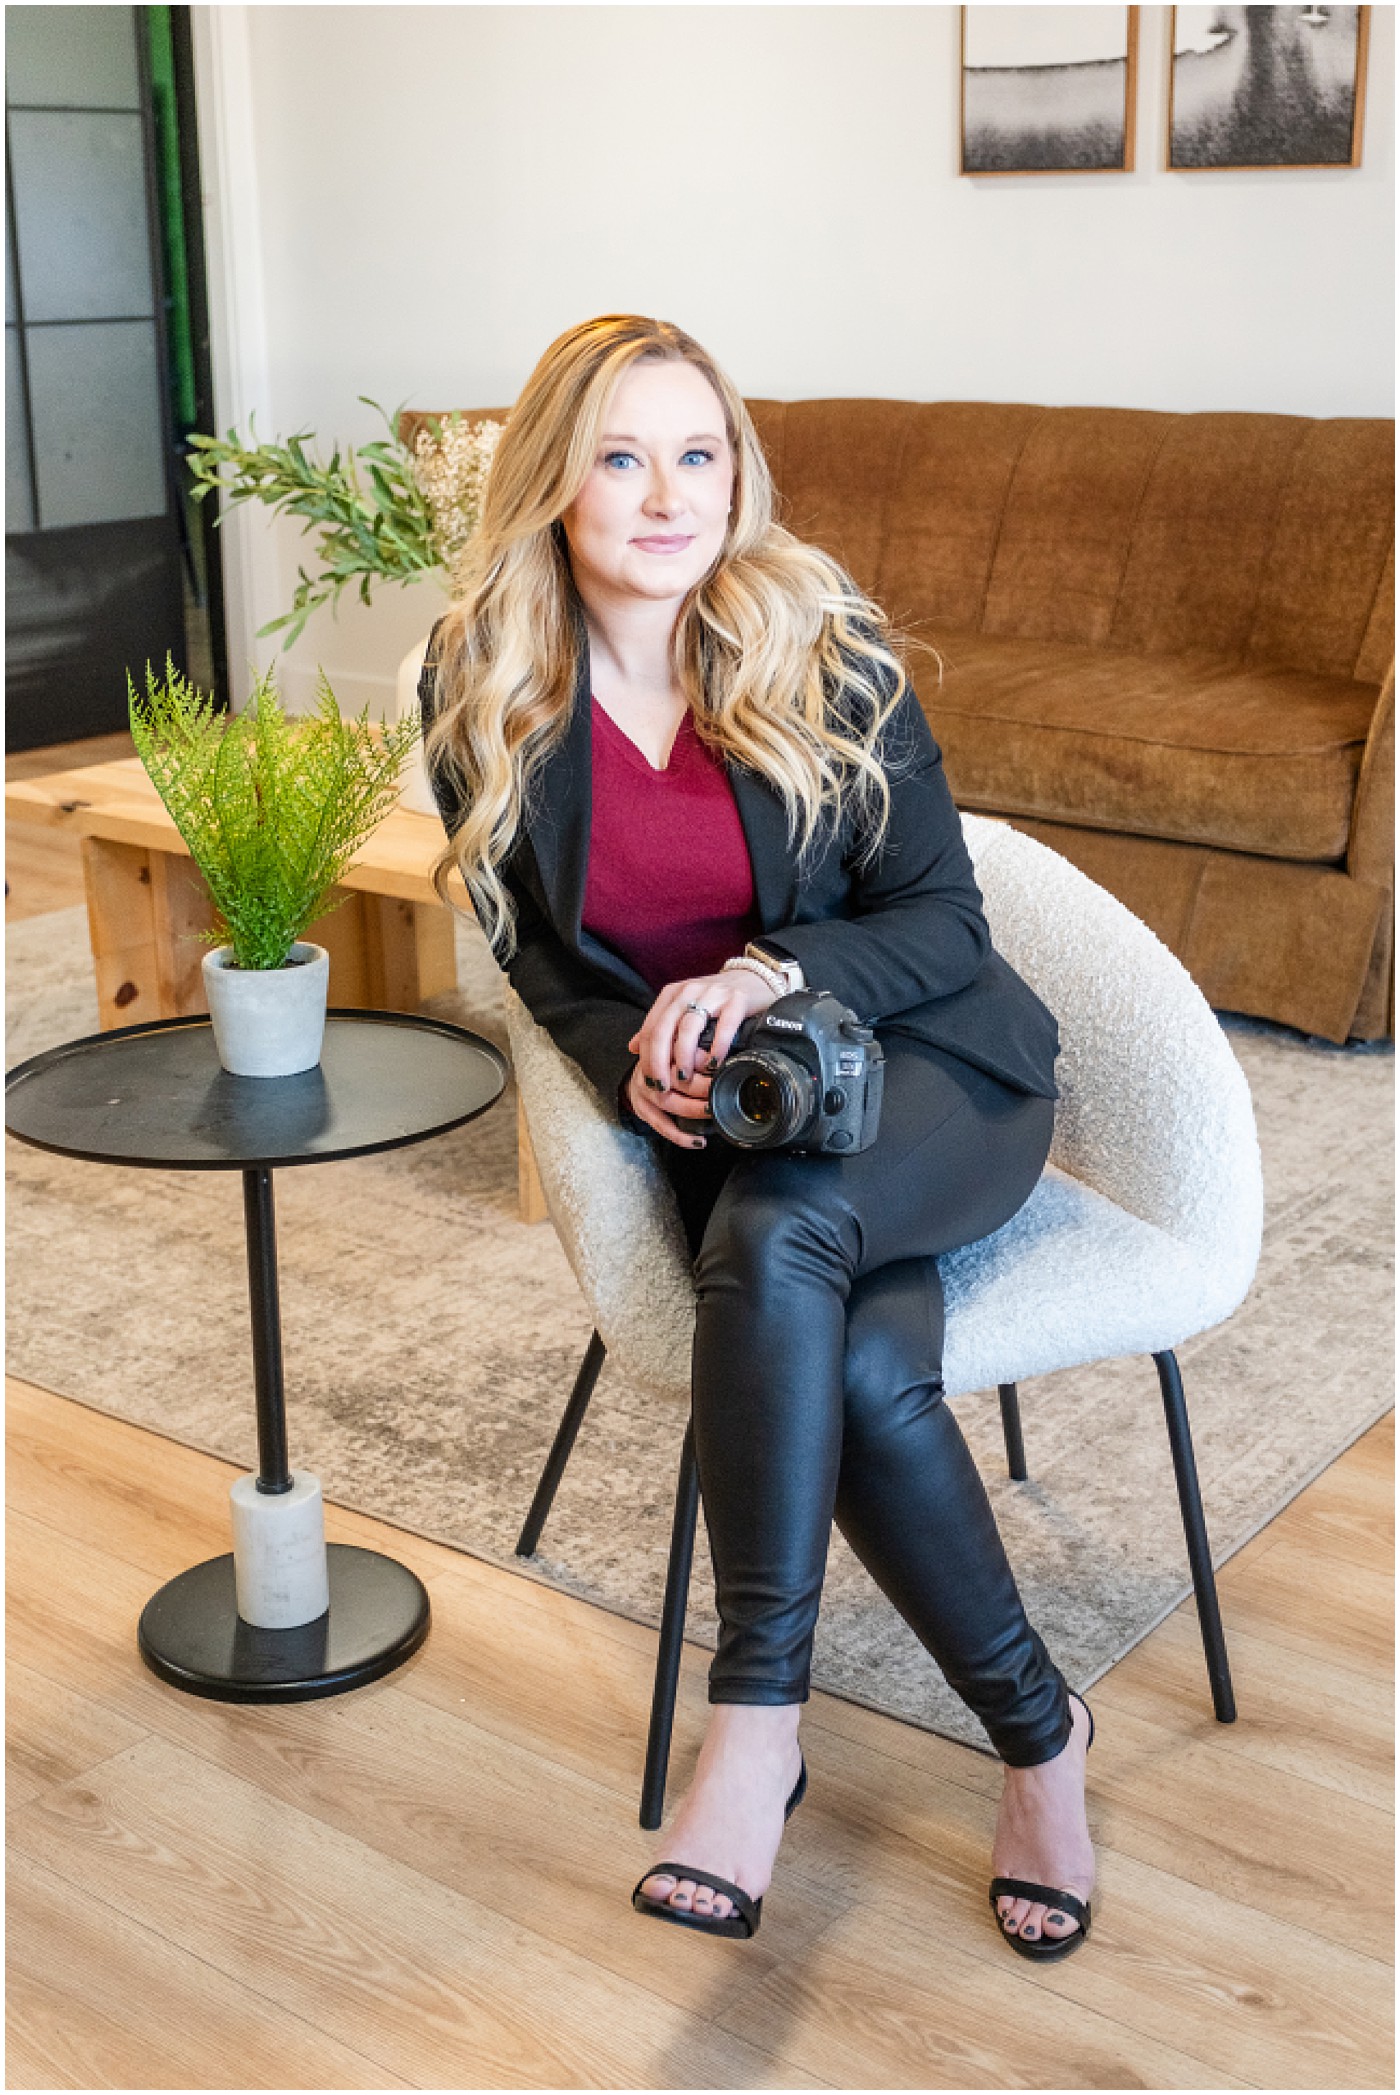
[960,6,1139,176]
[1167,6,1370,170]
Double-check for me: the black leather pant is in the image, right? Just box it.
[658,1035,1072,1768]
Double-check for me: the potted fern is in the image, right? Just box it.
[128,658,420,1077]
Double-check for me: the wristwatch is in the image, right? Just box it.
[744,940,805,994]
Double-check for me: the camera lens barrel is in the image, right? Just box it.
[710,1051,815,1148]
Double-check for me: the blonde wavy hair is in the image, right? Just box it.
[424,313,942,961]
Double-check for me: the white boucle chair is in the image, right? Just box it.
[509,816,1265,1828]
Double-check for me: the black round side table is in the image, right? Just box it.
[6,1009,507,1703]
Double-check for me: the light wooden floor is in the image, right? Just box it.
[7,739,1396,2089]
[6,1378,1394,2090]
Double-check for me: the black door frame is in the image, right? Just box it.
[3,4,227,749]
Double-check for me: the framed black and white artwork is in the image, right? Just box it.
[960,7,1139,176]
[1168,7,1370,169]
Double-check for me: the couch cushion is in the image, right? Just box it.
[921,630,1379,863]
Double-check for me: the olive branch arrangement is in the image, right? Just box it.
[186,396,502,649]
[128,656,420,970]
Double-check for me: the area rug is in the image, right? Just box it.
[5,905,1393,1755]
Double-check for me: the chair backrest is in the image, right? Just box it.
[962,814,1263,1319]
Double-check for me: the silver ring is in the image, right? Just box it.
[683,1000,713,1018]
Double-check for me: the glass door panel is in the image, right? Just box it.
[5,2,210,750]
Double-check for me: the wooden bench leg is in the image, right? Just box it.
[303,893,458,1013]
[411,900,458,1001]
[358,895,457,1010]
[82,836,169,1029]
[83,840,219,1027]
[150,853,219,1015]
[304,890,370,1006]
[517,1096,549,1226]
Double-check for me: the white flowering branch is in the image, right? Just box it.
[186,397,504,650]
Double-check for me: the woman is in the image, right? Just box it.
[421,314,1095,1957]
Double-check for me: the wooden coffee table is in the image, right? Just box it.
[5,756,550,1223]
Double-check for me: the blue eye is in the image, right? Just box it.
[602,448,716,470]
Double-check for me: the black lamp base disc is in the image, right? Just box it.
[137,1543,431,1702]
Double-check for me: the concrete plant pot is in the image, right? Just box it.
[202,942,330,1077]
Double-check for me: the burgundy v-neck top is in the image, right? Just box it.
[581,694,762,992]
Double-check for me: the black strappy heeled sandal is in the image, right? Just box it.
[989,1688,1096,1962]
[631,1753,808,1941]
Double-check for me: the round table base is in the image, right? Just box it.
[137,1543,431,1702]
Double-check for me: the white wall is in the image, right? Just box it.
[196,3,1395,711]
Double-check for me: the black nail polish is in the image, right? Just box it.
[706,1057,720,1072]
[644,1075,662,1090]
[677,1069,689,1083]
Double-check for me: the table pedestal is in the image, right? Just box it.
[137,1163,431,1700]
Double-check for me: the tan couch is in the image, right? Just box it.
[406,400,1394,1043]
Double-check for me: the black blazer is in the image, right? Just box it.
[419,617,1060,1122]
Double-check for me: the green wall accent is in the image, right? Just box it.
[145,4,197,432]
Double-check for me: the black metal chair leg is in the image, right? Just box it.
[515,1330,607,1557]
[640,1417,700,1831]
[1154,1349,1237,1723]
[998,1382,1028,1480]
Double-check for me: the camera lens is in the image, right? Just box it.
[711,1051,814,1148]
[737,1071,782,1124]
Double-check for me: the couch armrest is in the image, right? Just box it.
[1348,663,1395,889]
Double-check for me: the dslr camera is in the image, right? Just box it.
[691,989,884,1155]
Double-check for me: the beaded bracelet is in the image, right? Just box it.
[721,954,788,998]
